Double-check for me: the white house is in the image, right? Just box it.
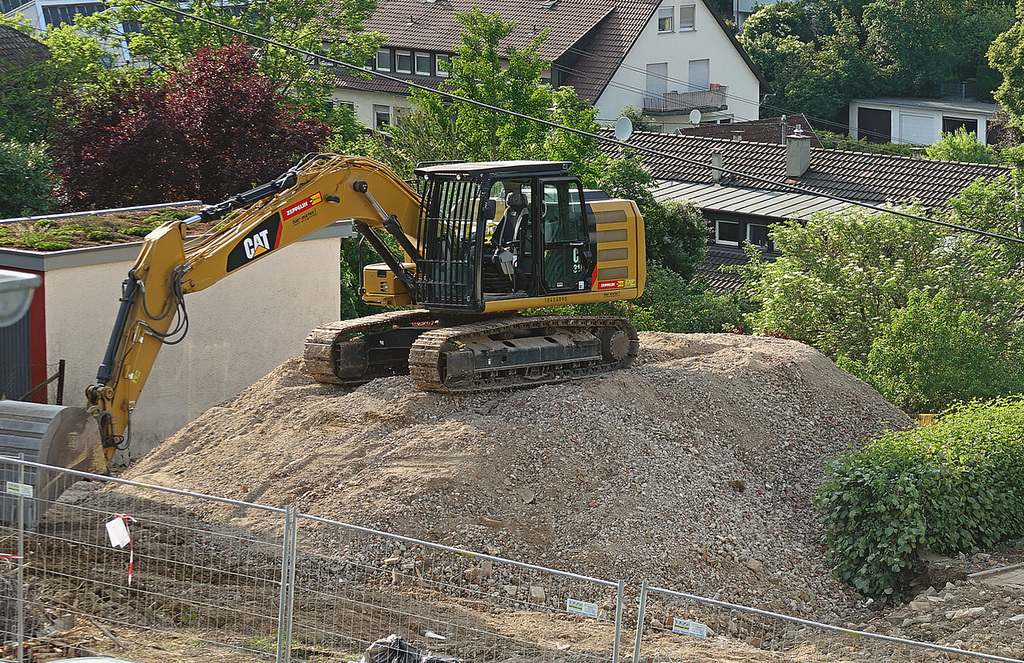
[849,98,1001,146]
[334,0,771,133]
[0,208,354,459]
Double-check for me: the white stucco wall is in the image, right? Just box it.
[594,0,761,124]
[332,89,414,130]
[40,236,343,460]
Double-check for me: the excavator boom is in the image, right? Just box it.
[0,152,645,525]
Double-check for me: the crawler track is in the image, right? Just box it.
[301,309,436,386]
[408,315,638,393]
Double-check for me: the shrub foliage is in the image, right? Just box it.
[817,398,1024,600]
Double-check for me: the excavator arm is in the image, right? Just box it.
[84,153,423,462]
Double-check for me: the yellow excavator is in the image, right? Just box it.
[0,153,644,521]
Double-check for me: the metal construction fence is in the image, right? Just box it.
[0,456,1017,663]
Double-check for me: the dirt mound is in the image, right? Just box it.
[122,332,911,622]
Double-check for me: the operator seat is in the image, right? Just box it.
[492,191,529,248]
[483,191,530,293]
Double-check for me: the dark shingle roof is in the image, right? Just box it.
[607,130,1010,209]
[675,115,822,147]
[0,25,49,65]
[698,246,749,291]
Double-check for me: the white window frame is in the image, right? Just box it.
[374,104,391,130]
[658,7,674,32]
[747,223,773,251]
[415,52,431,76]
[374,49,391,72]
[395,50,412,74]
[679,4,695,30]
[715,219,741,246]
[435,54,450,77]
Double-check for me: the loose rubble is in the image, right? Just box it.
[117,332,1023,656]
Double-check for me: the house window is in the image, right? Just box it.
[679,4,695,29]
[747,224,773,251]
[42,3,104,27]
[658,7,674,32]
[375,49,391,72]
[715,220,741,246]
[435,54,450,77]
[942,117,978,135]
[415,52,431,76]
[395,50,412,74]
[374,104,391,130]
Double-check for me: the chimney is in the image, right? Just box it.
[711,150,723,182]
[786,133,811,178]
[731,131,743,141]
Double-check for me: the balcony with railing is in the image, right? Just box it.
[644,85,728,115]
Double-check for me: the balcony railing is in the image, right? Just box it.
[644,85,728,114]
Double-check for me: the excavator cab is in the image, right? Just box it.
[410,161,594,312]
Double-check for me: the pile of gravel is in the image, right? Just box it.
[122,332,913,623]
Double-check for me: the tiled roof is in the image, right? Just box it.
[698,246,751,291]
[675,115,821,147]
[606,129,1010,209]
[0,25,48,65]
[325,0,730,104]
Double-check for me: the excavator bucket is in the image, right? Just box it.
[0,401,106,528]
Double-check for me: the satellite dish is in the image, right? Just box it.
[689,109,702,125]
[614,116,634,142]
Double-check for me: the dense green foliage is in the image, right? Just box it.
[988,0,1024,126]
[818,397,1024,600]
[839,290,1024,412]
[737,183,1024,412]
[925,127,998,162]
[0,139,52,219]
[541,263,753,333]
[740,0,1015,128]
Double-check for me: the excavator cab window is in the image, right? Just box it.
[540,179,591,292]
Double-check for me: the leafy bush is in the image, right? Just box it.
[123,226,153,237]
[818,398,1024,600]
[633,263,754,333]
[0,139,52,219]
[839,290,1024,412]
[33,219,58,229]
[925,127,997,163]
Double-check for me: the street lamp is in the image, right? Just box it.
[0,269,41,327]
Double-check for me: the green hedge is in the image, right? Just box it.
[817,397,1024,600]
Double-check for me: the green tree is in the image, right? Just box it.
[406,9,551,162]
[0,139,51,219]
[616,105,660,133]
[737,205,949,359]
[68,0,381,126]
[925,126,997,162]
[739,199,1024,358]
[640,200,707,281]
[989,0,1024,126]
[840,290,1024,412]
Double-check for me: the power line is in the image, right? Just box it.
[108,0,1024,246]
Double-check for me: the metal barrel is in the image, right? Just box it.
[0,401,106,528]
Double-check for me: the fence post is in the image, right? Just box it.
[16,458,25,663]
[276,506,297,663]
[631,580,648,663]
[611,580,625,663]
